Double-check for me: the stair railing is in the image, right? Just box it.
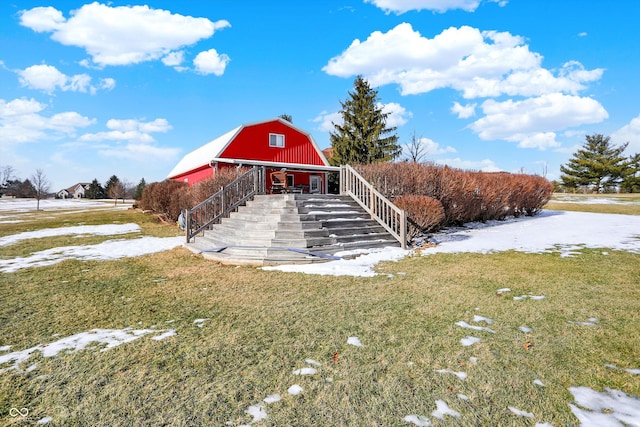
[340,165,407,249]
[185,166,265,243]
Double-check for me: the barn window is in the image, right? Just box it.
[269,133,285,148]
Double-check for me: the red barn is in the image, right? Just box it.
[167,118,337,193]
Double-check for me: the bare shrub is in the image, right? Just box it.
[139,180,192,222]
[354,162,554,229]
[190,167,250,204]
[394,195,445,238]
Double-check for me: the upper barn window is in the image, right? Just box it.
[269,133,285,148]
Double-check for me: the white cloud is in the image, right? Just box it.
[18,6,65,32]
[365,0,506,14]
[451,102,476,118]
[312,103,410,133]
[0,97,95,144]
[611,113,640,154]
[19,3,230,67]
[80,118,172,143]
[402,136,456,160]
[323,24,602,99]
[193,49,230,76]
[578,32,588,37]
[419,137,457,154]
[380,102,412,127]
[99,143,181,160]
[162,51,185,67]
[469,93,608,149]
[313,111,342,133]
[17,64,115,95]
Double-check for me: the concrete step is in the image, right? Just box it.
[187,193,403,264]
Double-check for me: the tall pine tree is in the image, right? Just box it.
[621,153,640,193]
[329,75,401,166]
[560,134,629,192]
[86,179,104,199]
[134,178,147,200]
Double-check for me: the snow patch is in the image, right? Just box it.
[347,336,363,347]
[151,330,176,341]
[403,414,431,426]
[568,387,640,426]
[263,394,281,404]
[287,384,303,395]
[0,223,141,247]
[455,321,495,333]
[431,400,461,420]
[434,369,467,380]
[0,237,184,273]
[605,363,640,375]
[472,315,493,324]
[292,367,317,375]
[460,336,481,347]
[508,406,534,418]
[0,328,170,373]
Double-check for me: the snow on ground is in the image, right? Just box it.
[0,328,173,373]
[262,246,411,276]
[0,236,184,273]
[0,223,141,247]
[552,196,640,205]
[569,387,640,426]
[264,210,640,276]
[0,198,132,212]
[422,210,640,257]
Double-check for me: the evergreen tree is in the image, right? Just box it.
[560,134,629,193]
[85,179,104,199]
[279,114,293,123]
[621,153,640,193]
[17,179,36,198]
[329,75,401,166]
[134,178,147,200]
[104,175,120,197]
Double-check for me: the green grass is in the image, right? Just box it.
[545,192,640,215]
[1,204,639,426]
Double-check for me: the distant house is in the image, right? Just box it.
[167,118,338,194]
[57,183,91,199]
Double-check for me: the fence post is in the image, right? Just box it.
[400,210,407,249]
[184,209,191,243]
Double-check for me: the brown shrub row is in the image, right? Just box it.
[138,167,249,222]
[394,195,445,239]
[356,162,553,228]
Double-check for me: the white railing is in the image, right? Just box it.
[340,165,407,249]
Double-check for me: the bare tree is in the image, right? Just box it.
[404,130,428,163]
[108,180,125,205]
[1,165,15,187]
[121,179,134,201]
[31,169,50,211]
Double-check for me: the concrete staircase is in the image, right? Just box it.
[186,193,400,265]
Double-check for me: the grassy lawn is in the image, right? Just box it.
[545,192,640,215]
[1,202,639,426]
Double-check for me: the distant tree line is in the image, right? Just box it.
[0,165,148,202]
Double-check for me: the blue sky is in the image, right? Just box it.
[2,0,639,191]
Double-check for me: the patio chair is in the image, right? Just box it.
[270,171,288,193]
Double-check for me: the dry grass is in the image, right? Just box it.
[545,193,640,215]
[1,204,639,426]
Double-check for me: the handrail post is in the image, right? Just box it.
[185,208,191,243]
